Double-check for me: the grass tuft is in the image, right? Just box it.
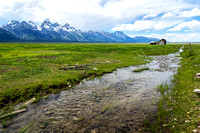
[132,67,149,72]
[101,105,110,113]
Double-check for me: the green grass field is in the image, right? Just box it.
[0,43,181,107]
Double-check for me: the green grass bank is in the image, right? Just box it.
[149,44,200,132]
[0,43,181,108]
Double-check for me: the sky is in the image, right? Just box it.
[0,0,200,42]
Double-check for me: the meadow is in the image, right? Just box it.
[0,43,181,108]
[2,43,200,132]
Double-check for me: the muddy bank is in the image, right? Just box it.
[0,50,181,133]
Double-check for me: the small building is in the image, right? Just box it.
[150,39,166,45]
[157,39,166,45]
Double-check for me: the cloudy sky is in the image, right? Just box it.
[0,0,200,42]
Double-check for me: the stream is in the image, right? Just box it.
[0,49,182,133]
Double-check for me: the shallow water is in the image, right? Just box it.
[0,49,182,133]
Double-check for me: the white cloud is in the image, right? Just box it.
[129,33,200,42]
[162,11,178,19]
[112,7,200,32]
[112,20,181,31]
[0,0,43,23]
[143,13,158,19]
[181,7,200,17]
[168,20,200,31]
[0,0,196,30]
[162,8,200,19]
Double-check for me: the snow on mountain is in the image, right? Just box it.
[132,36,160,42]
[28,21,37,28]
[3,20,20,32]
[1,19,159,42]
[3,20,45,40]
[3,20,37,31]
[114,31,126,38]
[39,19,55,31]
[62,23,76,32]
[21,21,37,30]
[112,31,136,42]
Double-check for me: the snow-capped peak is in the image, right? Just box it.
[21,21,38,30]
[28,21,36,27]
[54,22,61,27]
[3,20,38,31]
[62,23,76,32]
[7,21,12,25]
[43,19,51,24]
[21,21,29,26]
[114,31,126,38]
[39,19,65,32]
[63,23,70,27]
[3,20,20,27]
[95,30,106,33]
[52,22,62,32]
[39,19,54,30]
[11,20,20,24]
[3,20,21,30]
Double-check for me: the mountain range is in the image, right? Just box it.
[0,19,160,43]
[0,28,20,42]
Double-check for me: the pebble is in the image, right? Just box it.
[192,129,198,133]
[43,108,48,112]
[93,67,98,70]
[45,111,52,115]
[39,123,48,129]
[73,117,78,121]
[91,129,98,133]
